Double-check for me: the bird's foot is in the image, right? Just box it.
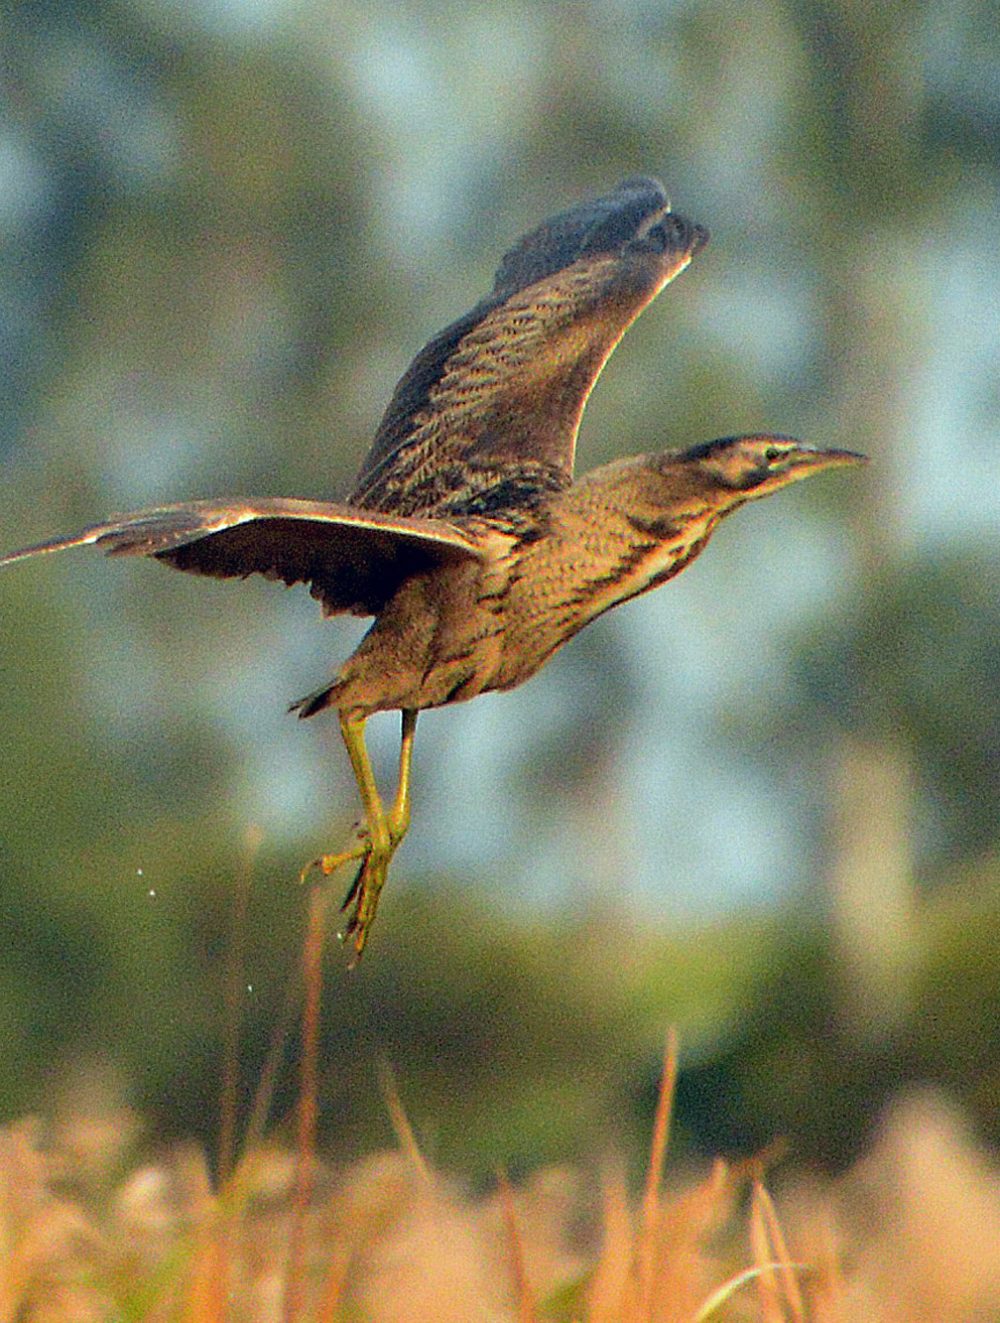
[301,810,408,965]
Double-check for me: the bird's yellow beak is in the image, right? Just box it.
[788,446,869,471]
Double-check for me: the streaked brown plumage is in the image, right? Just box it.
[0,177,865,959]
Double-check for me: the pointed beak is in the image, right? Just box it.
[788,445,869,472]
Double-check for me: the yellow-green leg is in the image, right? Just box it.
[389,708,417,840]
[304,709,417,963]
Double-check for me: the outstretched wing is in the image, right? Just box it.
[351,177,708,519]
[0,498,484,617]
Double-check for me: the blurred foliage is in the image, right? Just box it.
[0,0,998,1178]
[5,1075,1000,1320]
[795,544,1000,864]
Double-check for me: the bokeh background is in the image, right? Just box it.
[0,0,997,1177]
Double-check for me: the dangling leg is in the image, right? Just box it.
[340,709,418,958]
[304,709,417,962]
[387,709,418,842]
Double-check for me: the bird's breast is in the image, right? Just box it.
[487,501,719,691]
[577,507,719,619]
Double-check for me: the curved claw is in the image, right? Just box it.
[338,850,390,963]
[339,860,366,914]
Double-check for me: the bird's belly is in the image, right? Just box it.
[422,570,509,706]
[334,553,514,716]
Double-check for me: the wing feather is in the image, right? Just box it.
[0,498,484,617]
[1,182,708,621]
[351,177,707,518]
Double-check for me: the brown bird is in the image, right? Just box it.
[0,177,865,960]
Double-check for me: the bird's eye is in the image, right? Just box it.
[764,446,785,464]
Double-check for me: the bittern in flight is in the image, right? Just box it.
[1,177,865,959]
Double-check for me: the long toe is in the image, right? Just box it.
[339,860,366,913]
[302,820,404,962]
[340,845,398,963]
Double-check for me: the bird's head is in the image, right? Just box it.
[678,434,868,507]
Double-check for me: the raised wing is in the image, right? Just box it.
[0,498,484,617]
[351,177,708,519]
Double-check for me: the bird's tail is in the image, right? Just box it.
[289,681,342,719]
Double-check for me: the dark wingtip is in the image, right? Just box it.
[616,173,668,193]
[491,176,671,300]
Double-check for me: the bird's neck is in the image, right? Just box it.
[527,458,722,627]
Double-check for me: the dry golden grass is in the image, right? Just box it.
[4,878,999,1320]
[2,1053,1000,1322]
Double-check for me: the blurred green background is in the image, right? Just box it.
[1,0,997,1177]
